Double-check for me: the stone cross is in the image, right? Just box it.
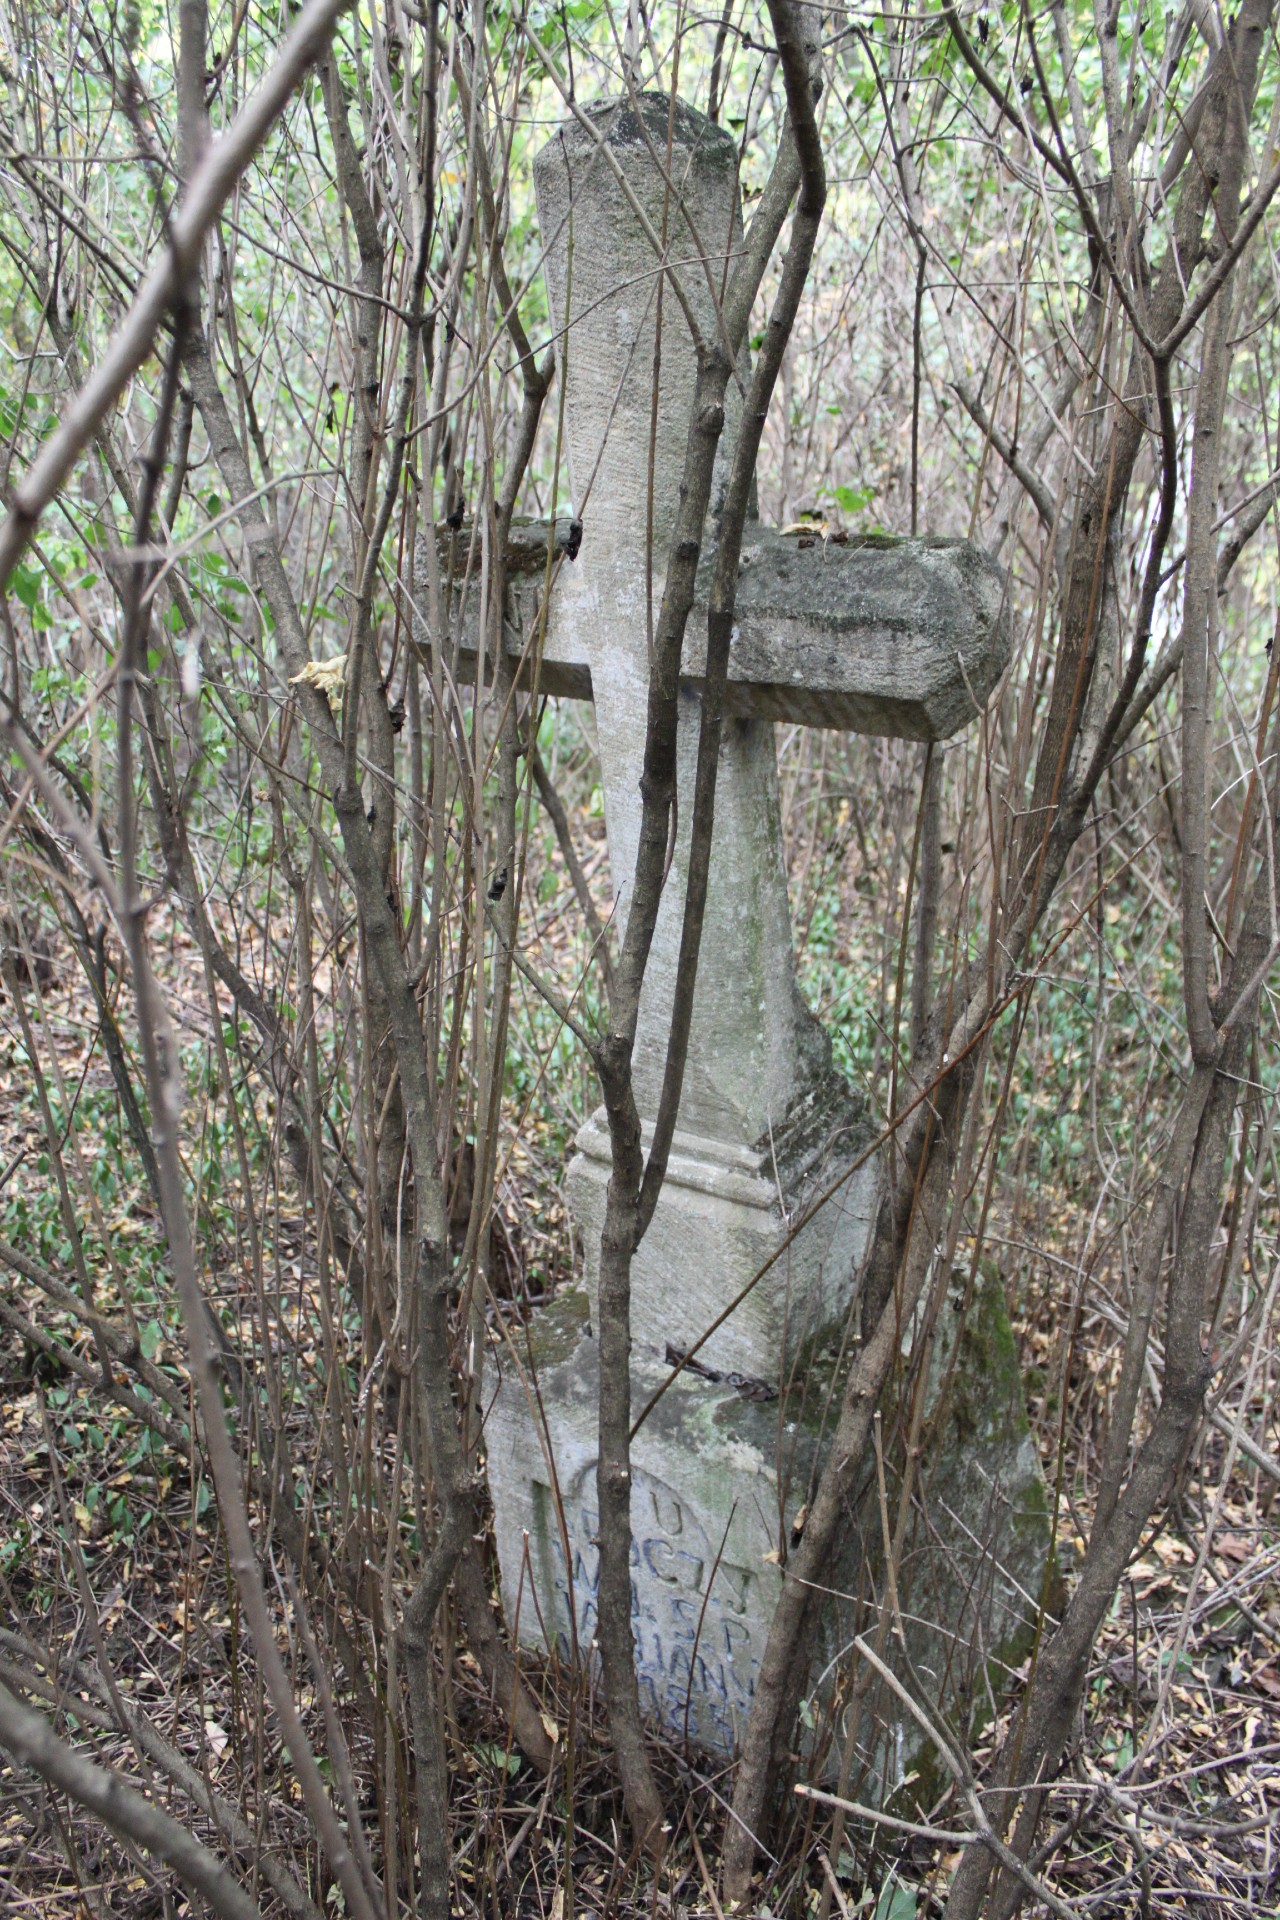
[484,95,1046,1773]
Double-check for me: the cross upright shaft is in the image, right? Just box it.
[534,94,828,1155]
[523,96,1006,1378]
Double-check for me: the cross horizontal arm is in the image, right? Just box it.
[430,511,582,575]
[413,514,592,702]
[686,526,1010,738]
[420,519,1009,741]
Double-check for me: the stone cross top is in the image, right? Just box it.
[484,96,1040,1766]
[500,95,1008,1377]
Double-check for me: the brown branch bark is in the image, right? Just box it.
[723,0,1275,1894]
[0,1681,271,1920]
[0,1643,324,1920]
[183,323,473,1920]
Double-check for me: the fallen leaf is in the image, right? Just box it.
[289,656,346,719]
[1251,1664,1280,1699]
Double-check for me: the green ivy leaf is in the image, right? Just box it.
[829,482,875,515]
[874,1877,917,1920]
[11,564,40,610]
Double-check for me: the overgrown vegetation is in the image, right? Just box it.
[0,0,1277,1916]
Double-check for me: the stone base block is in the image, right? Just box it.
[830,1269,1054,1796]
[487,1272,1052,1792]
[488,1288,790,1755]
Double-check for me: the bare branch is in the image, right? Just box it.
[0,0,354,588]
[0,1682,270,1920]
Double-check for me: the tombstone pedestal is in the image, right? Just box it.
[488,1290,794,1757]
[487,1270,1051,1787]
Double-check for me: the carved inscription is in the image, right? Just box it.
[532,1463,760,1751]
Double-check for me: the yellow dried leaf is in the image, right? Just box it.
[781,518,831,541]
[289,655,346,718]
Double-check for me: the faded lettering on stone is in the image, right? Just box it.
[536,1463,759,1744]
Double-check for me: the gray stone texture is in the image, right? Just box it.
[489,1289,789,1758]
[690,526,1009,737]
[529,95,835,1143]
[567,1091,876,1380]
[486,1269,1049,1791]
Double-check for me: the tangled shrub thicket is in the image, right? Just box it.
[0,2,1276,1916]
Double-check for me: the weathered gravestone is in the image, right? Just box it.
[470,95,1050,1783]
